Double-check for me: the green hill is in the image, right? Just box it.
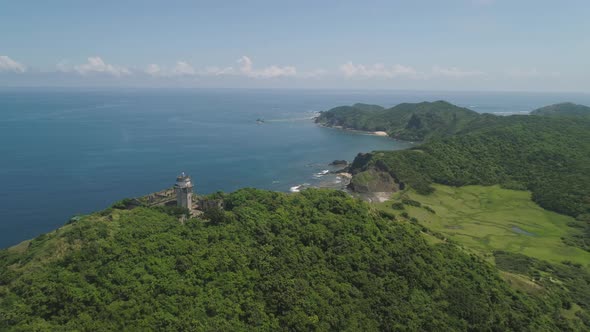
[531,102,590,117]
[0,189,578,331]
[377,184,590,268]
[348,115,590,219]
[347,114,590,266]
[315,101,480,141]
[341,111,590,329]
[374,184,590,328]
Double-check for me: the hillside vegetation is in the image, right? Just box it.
[348,115,590,221]
[378,184,590,267]
[531,102,590,118]
[375,184,590,326]
[315,101,479,141]
[0,189,578,331]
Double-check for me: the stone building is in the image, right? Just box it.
[197,197,224,211]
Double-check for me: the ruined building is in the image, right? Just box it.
[174,172,193,209]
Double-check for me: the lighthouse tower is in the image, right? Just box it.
[174,172,193,209]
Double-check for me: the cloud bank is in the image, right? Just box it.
[237,56,297,78]
[0,56,26,73]
[340,61,485,80]
[431,65,486,78]
[144,56,298,79]
[0,55,493,82]
[0,54,574,92]
[340,62,418,79]
[74,57,131,77]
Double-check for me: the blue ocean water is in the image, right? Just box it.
[1,88,589,248]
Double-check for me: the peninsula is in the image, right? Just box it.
[315,100,479,141]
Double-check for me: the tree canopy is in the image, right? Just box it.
[348,114,590,219]
[315,100,479,141]
[0,189,576,331]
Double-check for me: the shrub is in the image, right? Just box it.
[391,202,405,210]
[402,198,421,207]
[112,198,138,210]
[424,206,436,214]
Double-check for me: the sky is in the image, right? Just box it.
[1,0,589,92]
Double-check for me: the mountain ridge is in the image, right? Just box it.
[315,100,480,141]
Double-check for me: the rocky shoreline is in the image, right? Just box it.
[301,159,394,203]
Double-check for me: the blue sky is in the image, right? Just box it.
[1,0,589,91]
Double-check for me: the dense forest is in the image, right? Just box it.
[531,102,590,118]
[315,101,479,141]
[0,189,583,331]
[345,104,590,212]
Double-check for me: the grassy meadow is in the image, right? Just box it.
[376,184,590,268]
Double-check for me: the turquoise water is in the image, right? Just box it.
[1,88,589,248]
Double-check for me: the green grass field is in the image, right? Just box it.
[376,184,590,268]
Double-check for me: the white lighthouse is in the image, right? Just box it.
[174,172,193,209]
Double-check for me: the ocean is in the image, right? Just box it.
[1,88,589,248]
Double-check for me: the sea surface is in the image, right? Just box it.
[1,88,590,248]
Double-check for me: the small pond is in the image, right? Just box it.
[511,226,536,236]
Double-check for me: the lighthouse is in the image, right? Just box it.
[174,172,193,209]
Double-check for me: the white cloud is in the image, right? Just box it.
[142,56,299,79]
[74,57,131,77]
[431,65,485,78]
[298,69,328,79]
[238,56,297,78]
[146,62,230,77]
[203,66,235,76]
[238,56,254,74]
[339,62,486,80]
[145,64,162,76]
[56,60,71,72]
[0,55,26,73]
[145,61,199,77]
[256,65,297,78]
[505,68,561,78]
[170,61,196,76]
[340,61,418,79]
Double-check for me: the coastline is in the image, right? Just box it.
[316,123,391,138]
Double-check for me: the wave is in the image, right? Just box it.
[313,169,330,178]
[290,183,310,193]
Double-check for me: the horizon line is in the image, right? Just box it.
[0,85,588,95]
